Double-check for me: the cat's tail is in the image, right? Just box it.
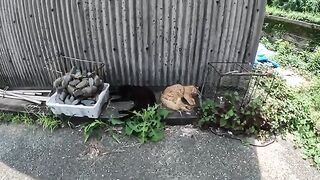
[117,110,135,119]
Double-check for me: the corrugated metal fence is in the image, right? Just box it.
[0,0,266,89]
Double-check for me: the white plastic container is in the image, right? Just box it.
[46,83,109,118]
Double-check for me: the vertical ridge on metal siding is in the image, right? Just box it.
[0,0,266,88]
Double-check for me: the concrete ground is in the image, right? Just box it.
[0,124,319,180]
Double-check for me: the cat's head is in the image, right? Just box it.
[184,85,199,95]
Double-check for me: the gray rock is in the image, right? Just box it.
[69,66,76,74]
[53,77,63,88]
[82,86,97,97]
[76,78,89,89]
[59,90,67,101]
[89,78,94,87]
[69,79,80,86]
[72,70,82,79]
[72,99,80,105]
[55,94,64,104]
[64,95,72,105]
[70,96,75,102]
[94,75,102,86]
[87,72,93,78]
[73,89,84,97]
[67,85,76,95]
[61,74,72,88]
[81,99,96,106]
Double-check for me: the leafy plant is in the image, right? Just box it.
[125,105,169,144]
[199,92,270,135]
[198,99,217,127]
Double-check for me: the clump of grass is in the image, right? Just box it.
[0,112,15,123]
[20,113,34,125]
[36,113,62,132]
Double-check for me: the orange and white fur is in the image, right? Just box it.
[160,84,198,111]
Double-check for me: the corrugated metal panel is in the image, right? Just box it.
[0,0,266,89]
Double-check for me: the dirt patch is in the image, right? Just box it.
[275,68,309,87]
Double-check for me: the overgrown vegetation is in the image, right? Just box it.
[199,92,270,136]
[198,36,320,168]
[0,104,169,144]
[261,37,320,76]
[259,37,320,168]
[267,0,320,13]
[266,6,320,25]
[0,112,63,132]
[81,105,169,144]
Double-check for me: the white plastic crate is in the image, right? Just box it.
[46,83,109,118]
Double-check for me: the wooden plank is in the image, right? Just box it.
[0,89,42,104]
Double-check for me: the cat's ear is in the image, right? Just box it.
[194,86,200,94]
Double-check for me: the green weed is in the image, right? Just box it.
[81,118,125,143]
[20,114,33,125]
[125,105,169,144]
[0,112,14,123]
[82,120,108,142]
[198,99,218,127]
[199,92,270,135]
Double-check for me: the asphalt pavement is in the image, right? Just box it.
[0,124,319,180]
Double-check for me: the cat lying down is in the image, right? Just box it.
[160,84,199,111]
[110,84,198,119]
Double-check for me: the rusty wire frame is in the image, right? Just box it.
[200,61,275,108]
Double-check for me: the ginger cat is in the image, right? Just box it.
[160,84,198,111]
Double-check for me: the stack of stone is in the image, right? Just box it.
[53,67,104,106]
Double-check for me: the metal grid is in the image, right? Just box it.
[201,62,275,108]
